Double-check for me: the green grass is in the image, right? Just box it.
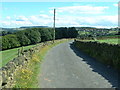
[97,35,120,38]
[96,38,119,45]
[109,31,118,34]
[0,44,37,68]
[78,31,90,35]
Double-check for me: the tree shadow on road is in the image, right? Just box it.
[69,42,119,88]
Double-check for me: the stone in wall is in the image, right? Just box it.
[2,67,8,87]
[0,41,52,88]
[12,58,19,67]
[6,62,16,75]
[0,69,2,89]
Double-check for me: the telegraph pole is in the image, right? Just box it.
[53,9,56,43]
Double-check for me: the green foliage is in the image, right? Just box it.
[37,28,52,42]
[0,31,13,36]
[15,31,31,46]
[68,27,78,38]
[55,27,78,39]
[2,27,78,50]
[2,34,20,50]
[25,28,41,44]
[2,36,9,50]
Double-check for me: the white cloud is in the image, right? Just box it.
[29,15,52,25]
[2,20,33,28]
[1,13,118,28]
[113,4,118,7]
[55,14,117,26]
[81,15,117,25]
[6,16,11,20]
[39,14,51,19]
[49,5,109,14]
[2,21,11,26]
[16,16,28,21]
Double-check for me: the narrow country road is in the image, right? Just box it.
[39,41,118,88]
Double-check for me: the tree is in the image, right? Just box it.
[2,36,9,50]
[55,27,78,39]
[68,27,78,38]
[15,31,31,46]
[55,27,68,39]
[2,34,20,50]
[37,28,52,42]
[25,28,41,44]
[48,28,54,40]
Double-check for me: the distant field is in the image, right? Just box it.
[79,38,119,45]
[0,44,37,68]
[96,38,119,45]
[98,35,119,38]
[81,35,120,44]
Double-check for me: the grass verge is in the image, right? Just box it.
[13,39,70,88]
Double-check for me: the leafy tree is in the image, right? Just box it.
[0,31,13,36]
[68,27,78,38]
[55,27,78,39]
[2,36,9,50]
[55,28,63,39]
[2,34,20,50]
[8,35,21,48]
[48,28,54,39]
[37,28,52,42]
[25,28,41,44]
[1,27,78,50]
[15,31,31,46]
[61,27,68,38]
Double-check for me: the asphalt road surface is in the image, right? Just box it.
[39,41,118,88]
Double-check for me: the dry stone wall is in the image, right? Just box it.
[0,42,51,89]
[73,40,120,70]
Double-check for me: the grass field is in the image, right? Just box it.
[96,38,119,44]
[81,38,119,45]
[97,35,120,39]
[0,44,37,68]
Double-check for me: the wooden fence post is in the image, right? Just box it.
[18,49,20,57]
[21,47,23,55]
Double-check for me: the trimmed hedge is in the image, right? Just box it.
[74,40,120,70]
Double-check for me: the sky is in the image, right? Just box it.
[0,2,119,28]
